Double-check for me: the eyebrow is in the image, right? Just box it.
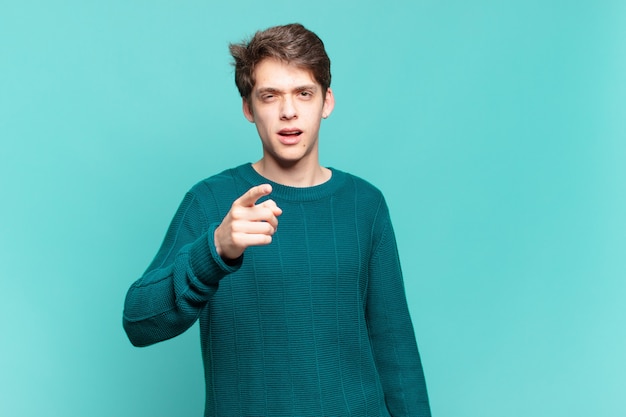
[256,84,319,95]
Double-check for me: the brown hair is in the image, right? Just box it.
[229,23,331,100]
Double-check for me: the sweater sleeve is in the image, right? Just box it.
[123,191,241,347]
[366,201,431,417]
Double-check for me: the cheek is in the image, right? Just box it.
[256,109,278,126]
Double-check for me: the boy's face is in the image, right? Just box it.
[243,58,334,169]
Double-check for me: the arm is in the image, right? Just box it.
[366,202,431,417]
[123,192,240,347]
[123,184,282,347]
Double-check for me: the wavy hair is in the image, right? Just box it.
[229,23,331,100]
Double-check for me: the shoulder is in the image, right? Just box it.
[332,169,390,223]
[181,165,251,218]
[187,164,252,197]
[334,169,386,204]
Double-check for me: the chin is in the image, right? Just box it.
[269,152,309,167]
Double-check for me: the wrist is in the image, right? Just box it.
[213,227,243,262]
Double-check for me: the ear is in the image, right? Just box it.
[321,87,335,119]
[242,98,255,123]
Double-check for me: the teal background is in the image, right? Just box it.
[1,1,624,416]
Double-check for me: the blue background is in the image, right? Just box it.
[1,1,625,416]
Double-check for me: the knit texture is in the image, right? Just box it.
[123,164,431,417]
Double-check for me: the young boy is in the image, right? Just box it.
[123,23,431,416]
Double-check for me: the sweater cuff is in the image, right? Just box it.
[189,222,243,285]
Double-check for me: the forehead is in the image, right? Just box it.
[252,58,319,91]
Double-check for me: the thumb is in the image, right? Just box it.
[235,184,272,207]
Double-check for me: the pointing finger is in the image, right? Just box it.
[236,184,272,207]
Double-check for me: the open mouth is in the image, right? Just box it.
[278,129,303,137]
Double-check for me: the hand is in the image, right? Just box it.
[214,184,282,261]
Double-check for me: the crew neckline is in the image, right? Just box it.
[235,163,346,202]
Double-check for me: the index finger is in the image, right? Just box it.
[235,184,273,207]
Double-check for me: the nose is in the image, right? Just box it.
[280,96,297,120]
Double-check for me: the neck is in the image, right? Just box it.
[252,158,331,187]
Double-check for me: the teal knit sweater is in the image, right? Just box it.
[123,164,430,417]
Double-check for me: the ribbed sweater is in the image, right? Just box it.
[123,163,430,417]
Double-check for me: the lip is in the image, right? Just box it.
[277,128,303,145]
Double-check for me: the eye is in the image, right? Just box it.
[261,94,276,102]
[299,91,313,99]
